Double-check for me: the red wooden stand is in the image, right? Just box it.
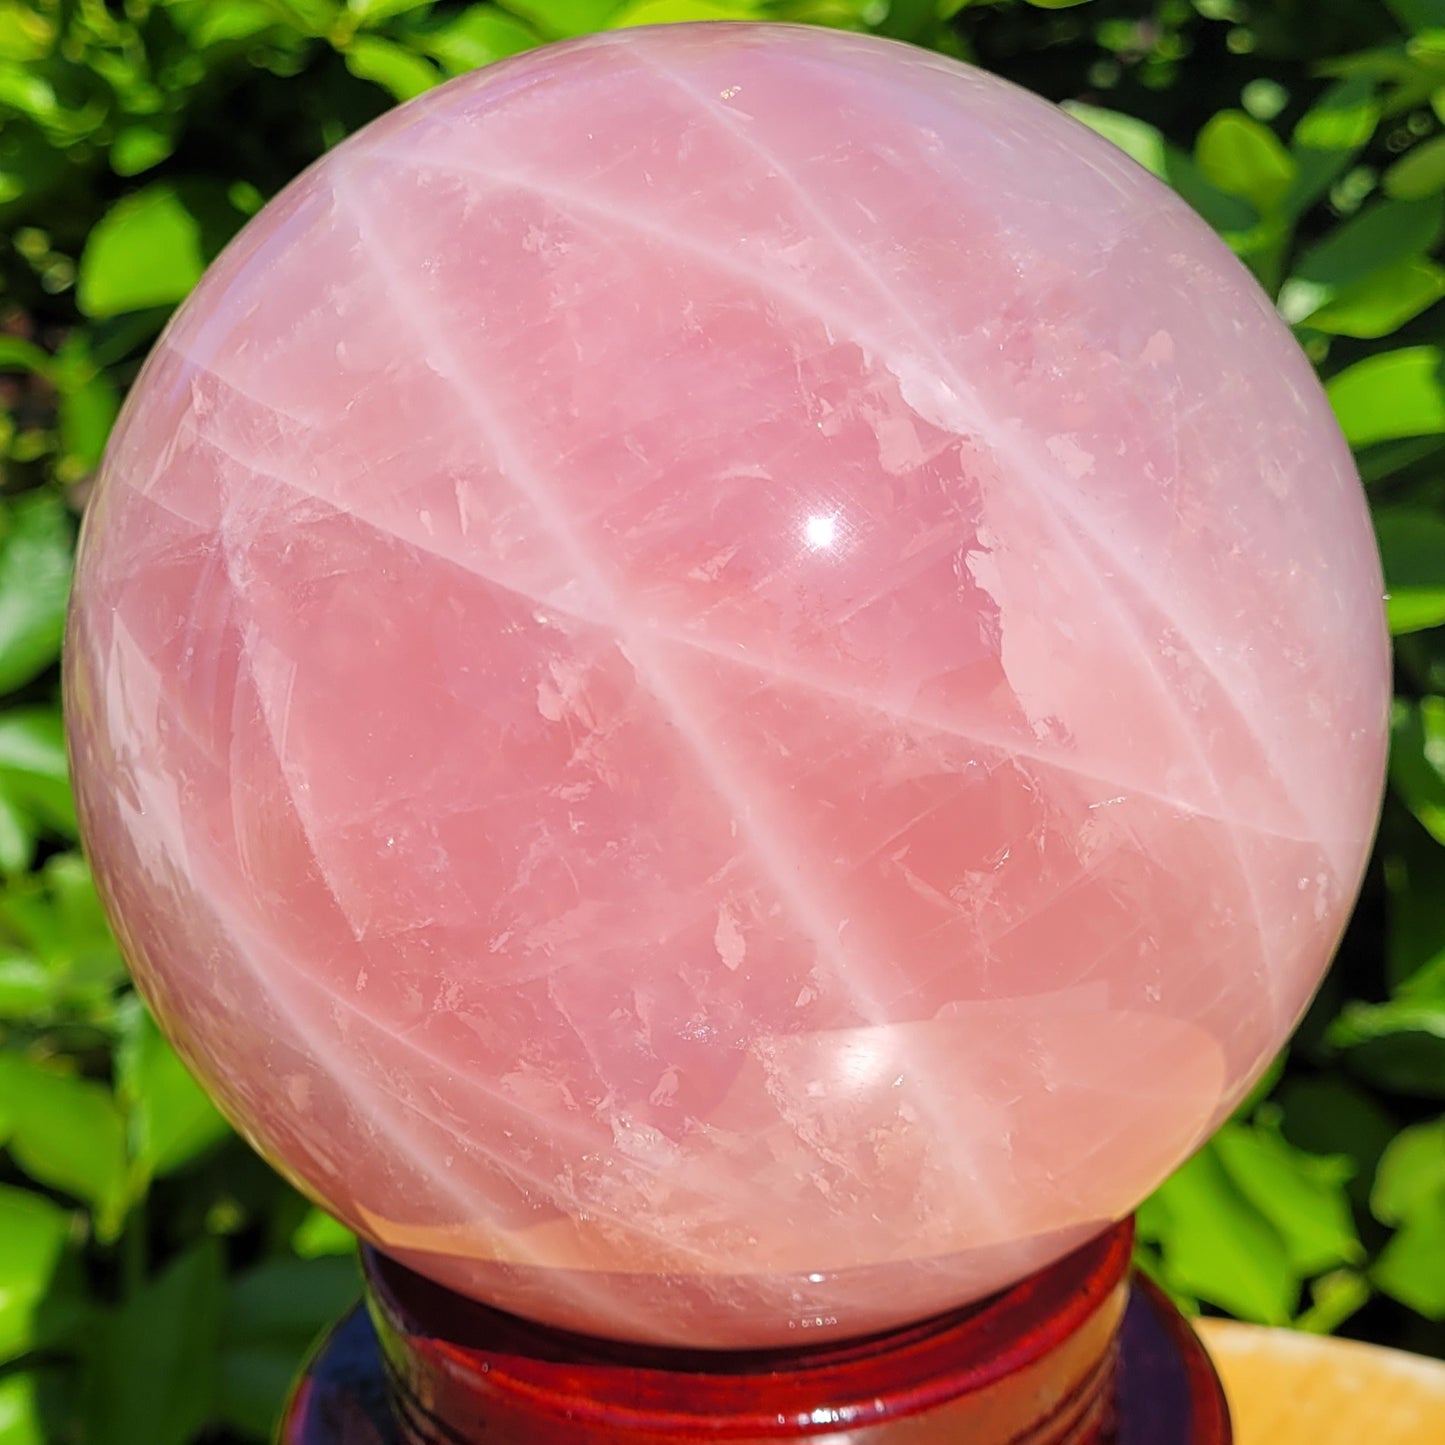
[280,1220,1229,1443]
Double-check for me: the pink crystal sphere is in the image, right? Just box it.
[66,23,1389,1348]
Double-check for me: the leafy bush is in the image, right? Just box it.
[3,1,1445,1442]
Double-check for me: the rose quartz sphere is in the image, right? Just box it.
[66,23,1388,1347]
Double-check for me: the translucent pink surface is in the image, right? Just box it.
[66,23,1389,1348]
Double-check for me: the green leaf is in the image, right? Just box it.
[1386,820,1445,996]
[1391,697,1445,846]
[414,8,538,73]
[1376,509,1445,634]
[1213,1121,1361,1275]
[110,125,176,178]
[77,185,206,319]
[1292,77,1381,153]
[613,0,762,23]
[116,1005,230,1179]
[0,1186,71,1364]
[224,1256,360,1345]
[0,855,127,1013]
[499,0,623,40]
[1066,103,1168,173]
[1141,1143,1300,1324]
[1296,1270,1371,1335]
[0,794,31,877]
[0,952,52,1018]
[293,1206,358,1258]
[58,372,120,473]
[0,65,57,128]
[1022,0,1093,7]
[0,494,73,696]
[0,338,52,376]
[1328,346,1445,447]
[1197,110,1297,213]
[83,1242,224,1445]
[0,2,55,63]
[1290,196,1444,294]
[0,708,76,836]
[173,0,281,46]
[0,707,75,876]
[1385,133,1445,200]
[1065,103,1257,233]
[0,1055,129,1234]
[1372,1117,1445,1226]
[0,1372,43,1445]
[343,35,441,100]
[346,0,433,23]
[1374,1210,1445,1317]
[1304,258,1445,339]
[216,1255,360,1437]
[1277,1078,1399,1215]
[1329,997,1445,1097]
[1387,0,1445,31]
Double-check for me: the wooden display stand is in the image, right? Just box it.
[281,1220,1230,1443]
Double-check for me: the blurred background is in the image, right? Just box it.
[1,1,1444,1441]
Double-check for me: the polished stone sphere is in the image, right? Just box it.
[65,22,1389,1348]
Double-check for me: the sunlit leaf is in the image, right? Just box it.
[57,371,120,473]
[1375,1211,1445,1317]
[77,185,206,319]
[1372,1117,1445,1226]
[1213,1122,1362,1275]
[0,1186,71,1364]
[0,1055,129,1234]
[1290,196,1444,296]
[0,952,51,1018]
[343,34,440,101]
[501,0,626,40]
[1066,103,1167,173]
[1293,76,1381,152]
[0,2,55,63]
[1066,103,1257,232]
[0,495,73,696]
[614,0,763,23]
[0,1372,43,1445]
[1328,346,1445,447]
[1304,258,1445,338]
[414,7,538,73]
[1197,110,1297,213]
[1140,1143,1299,1324]
[1385,133,1445,200]
[292,1207,358,1258]
[0,708,75,836]
[110,125,176,178]
[116,1004,230,1179]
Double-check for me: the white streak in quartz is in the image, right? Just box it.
[407,93,1290,1033]
[362,144,1314,866]
[331,165,1022,1242]
[176,388,1328,854]
[199,468,759,1307]
[657,69,1317,865]
[635,54,1289,1022]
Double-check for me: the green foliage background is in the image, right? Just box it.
[2,0,1445,1440]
